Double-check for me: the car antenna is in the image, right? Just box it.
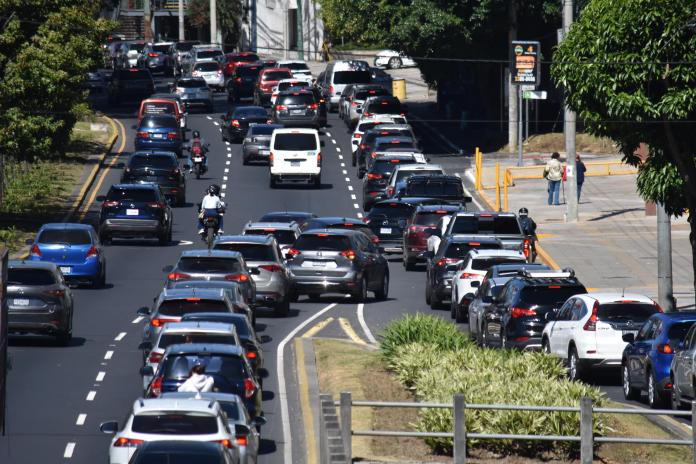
[622,287,625,297]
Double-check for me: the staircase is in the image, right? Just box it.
[115,15,144,40]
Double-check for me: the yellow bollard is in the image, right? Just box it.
[392,78,406,100]
[495,162,501,212]
[504,176,509,212]
[475,147,482,191]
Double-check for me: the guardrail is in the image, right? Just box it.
[334,391,696,464]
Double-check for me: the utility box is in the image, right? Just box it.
[392,78,406,101]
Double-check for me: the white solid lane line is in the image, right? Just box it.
[96,372,106,382]
[64,442,76,458]
[76,414,87,426]
[104,351,113,360]
[357,303,378,344]
[131,316,143,324]
[86,391,96,401]
[114,332,126,341]
[278,303,338,463]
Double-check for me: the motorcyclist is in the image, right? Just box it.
[187,130,209,173]
[518,207,537,261]
[197,184,224,235]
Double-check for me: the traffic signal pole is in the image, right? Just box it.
[562,0,578,221]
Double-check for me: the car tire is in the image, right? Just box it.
[647,369,668,409]
[425,281,431,305]
[404,258,416,271]
[542,338,551,354]
[100,233,111,245]
[288,289,299,303]
[455,300,466,323]
[568,347,584,381]
[429,291,442,310]
[93,267,106,289]
[275,297,290,317]
[352,152,357,167]
[374,272,389,300]
[242,156,249,166]
[158,231,169,246]
[56,313,72,346]
[269,175,277,189]
[388,57,402,69]
[671,378,687,410]
[621,363,640,400]
[314,174,321,188]
[351,276,367,303]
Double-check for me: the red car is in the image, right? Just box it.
[254,67,292,106]
[221,51,260,78]
[403,204,463,270]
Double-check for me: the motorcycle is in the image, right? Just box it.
[185,140,210,180]
[199,205,225,250]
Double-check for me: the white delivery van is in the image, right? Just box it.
[269,128,322,188]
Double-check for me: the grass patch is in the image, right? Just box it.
[501,133,619,154]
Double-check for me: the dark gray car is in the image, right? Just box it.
[272,90,320,128]
[242,124,283,165]
[7,260,74,344]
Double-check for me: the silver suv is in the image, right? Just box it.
[242,221,301,256]
[214,234,291,316]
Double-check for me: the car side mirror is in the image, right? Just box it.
[544,311,555,322]
[140,365,154,376]
[137,306,150,316]
[138,341,152,351]
[252,415,268,427]
[162,264,174,273]
[235,423,251,436]
[622,333,635,344]
[471,281,480,288]
[96,195,106,202]
[99,421,119,434]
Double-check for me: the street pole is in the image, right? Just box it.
[562,0,578,221]
[144,0,153,42]
[209,0,217,44]
[517,87,523,166]
[178,0,184,41]
[657,203,675,311]
[508,4,518,154]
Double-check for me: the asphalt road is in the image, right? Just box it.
[0,72,677,464]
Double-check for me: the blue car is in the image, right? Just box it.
[134,114,183,157]
[27,223,106,287]
[622,311,696,408]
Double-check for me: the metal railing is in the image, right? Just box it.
[335,391,696,464]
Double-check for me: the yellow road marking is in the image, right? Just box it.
[302,317,334,338]
[77,117,127,222]
[338,317,368,345]
[536,233,556,239]
[294,338,318,464]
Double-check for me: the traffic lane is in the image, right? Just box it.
[197,108,361,463]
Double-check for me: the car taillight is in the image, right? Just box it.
[45,289,66,298]
[583,301,599,331]
[309,103,318,109]
[148,352,163,363]
[511,307,537,318]
[436,258,458,267]
[192,71,200,76]
[351,101,359,106]
[259,264,282,272]
[341,249,356,260]
[30,244,42,257]
[523,239,530,258]
[147,202,164,209]
[275,104,288,111]
[246,350,258,359]
[225,273,249,282]
[234,77,242,82]
[236,436,248,447]
[150,377,162,396]
[363,112,373,117]
[214,439,234,449]
[317,152,322,166]
[86,245,99,258]
[287,248,301,257]
[147,52,159,57]
[366,173,382,180]
[167,272,191,281]
[269,152,274,166]
[232,119,240,127]
[386,186,394,196]
[371,152,377,158]
[362,218,370,224]
[658,344,674,354]
[329,85,334,94]
[653,301,664,313]
[244,378,256,399]
[459,272,478,279]
[136,131,149,139]
[167,132,179,139]
[113,437,144,447]
[103,200,119,207]
[150,318,178,328]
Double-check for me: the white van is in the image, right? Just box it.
[269,128,322,188]
[319,60,372,111]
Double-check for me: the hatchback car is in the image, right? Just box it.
[227,63,263,102]
[272,90,320,128]
[121,151,186,206]
[270,79,312,106]
[341,85,390,127]
[399,174,468,204]
[242,221,301,256]
[241,123,283,165]
[137,42,175,75]
[192,60,225,91]
[277,59,312,79]
[624,312,696,408]
[669,323,696,410]
[362,155,423,210]
[214,234,291,316]
[173,77,213,112]
[222,51,260,77]
[135,114,183,157]
[286,229,389,302]
[385,163,444,199]
[137,98,184,130]
[254,67,293,106]
[362,95,404,118]
[97,183,173,245]
[27,223,106,287]
[115,40,146,68]
[7,260,74,344]
[128,440,239,464]
[221,106,269,143]
[107,68,154,105]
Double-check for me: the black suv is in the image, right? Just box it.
[97,183,173,245]
[107,68,154,105]
[286,229,389,302]
[357,128,416,173]
[220,106,269,143]
[486,270,587,350]
[272,90,320,128]
[365,197,441,253]
[424,236,502,309]
[400,174,469,204]
[121,151,186,206]
[362,155,420,210]
[227,63,263,102]
[362,95,404,118]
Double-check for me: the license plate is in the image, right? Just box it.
[380,228,392,234]
[302,260,326,268]
[152,133,164,139]
[259,149,270,155]
[290,160,301,167]
[193,157,203,162]
[13,299,29,306]
[60,266,71,275]
[126,209,139,216]
[291,109,304,115]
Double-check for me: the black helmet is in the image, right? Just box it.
[207,184,220,196]
[192,130,201,139]
[519,207,529,216]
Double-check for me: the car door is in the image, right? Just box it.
[629,320,655,387]
[566,299,588,356]
[674,326,695,398]
[359,234,380,288]
[684,326,696,398]
[634,318,660,388]
[549,299,573,356]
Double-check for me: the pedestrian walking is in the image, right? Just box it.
[543,152,563,205]
[576,154,587,202]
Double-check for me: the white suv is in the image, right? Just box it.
[450,249,526,323]
[541,292,661,381]
[269,128,321,188]
[100,398,237,464]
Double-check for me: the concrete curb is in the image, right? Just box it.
[295,337,322,464]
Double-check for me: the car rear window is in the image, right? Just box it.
[158,299,229,317]
[395,169,442,184]
[233,108,267,119]
[129,43,146,52]
[176,257,243,274]
[273,133,317,151]
[195,62,220,72]
[375,141,416,152]
[414,211,450,226]
[284,62,309,70]
[162,354,246,380]
[135,451,224,464]
[140,115,178,128]
[259,213,311,223]
[367,101,401,114]
[444,242,501,258]
[369,203,414,219]
[118,69,152,80]
[129,154,176,169]
[372,159,416,175]
[38,229,92,245]
[277,94,314,105]
[294,234,351,251]
[263,71,292,81]
[450,216,522,235]
[597,303,658,321]
[355,88,388,100]
[519,286,587,307]
[196,50,222,59]
[8,268,57,286]
[248,125,280,136]
[175,42,200,51]
[158,333,237,349]
[177,79,207,88]
[333,71,372,84]
[406,180,463,197]
[357,122,387,133]
[218,402,241,421]
[142,102,176,115]
[236,66,261,77]
[243,228,296,245]
[106,188,158,202]
[471,257,526,271]
[214,243,275,261]
[230,53,259,63]
[667,322,695,342]
[152,45,171,53]
[132,413,218,435]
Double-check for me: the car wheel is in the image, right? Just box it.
[429,291,442,310]
[374,272,389,300]
[647,369,668,409]
[671,378,687,410]
[307,293,321,301]
[94,267,106,289]
[275,297,290,317]
[542,338,551,354]
[314,174,321,189]
[388,57,402,69]
[269,175,277,189]
[455,300,466,323]
[352,151,357,167]
[351,276,367,303]
[158,231,169,246]
[56,314,72,346]
[425,281,431,305]
[288,289,299,303]
[242,155,249,166]
[100,233,111,245]
[568,347,584,381]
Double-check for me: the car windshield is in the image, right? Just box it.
[450,216,522,235]
[176,257,243,274]
[369,203,413,220]
[162,354,246,380]
[273,133,317,150]
[158,333,237,349]
[396,169,442,184]
[519,286,587,307]
[236,66,261,77]
[597,303,658,321]
[406,180,463,197]
[243,228,296,245]
[294,234,351,251]
[196,50,222,59]
[38,229,91,245]
[177,79,207,88]
[333,71,372,84]
[249,125,279,136]
[153,45,171,53]
[106,188,157,202]
[130,155,176,169]
[372,159,416,175]
[263,71,292,81]
[158,299,228,317]
[471,257,525,271]
[7,268,56,286]
[413,212,449,226]
[214,243,275,261]
[142,102,176,115]
[234,108,267,119]
[131,412,218,435]
[277,94,314,105]
[140,116,177,128]
[284,62,309,70]
[195,62,220,72]
[444,242,501,258]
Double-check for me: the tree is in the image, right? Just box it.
[187,0,243,48]
[551,0,696,291]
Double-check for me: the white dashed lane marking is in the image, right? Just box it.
[331,139,337,144]
[223,176,228,181]
[345,177,350,182]
[64,443,76,458]
[114,332,126,341]
[213,122,219,126]
[96,372,106,382]
[224,168,229,173]
[206,116,212,120]
[348,185,353,191]
[340,163,345,167]
[338,155,343,160]
[326,131,331,137]
[86,391,96,401]
[350,194,356,200]
[221,192,226,197]
[222,184,227,189]
[132,316,143,324]
[76,414,86,426]
[357,212,364,218]
[104,351,113,360]
[342,170,347,175]
[353,203,360,209]
[336,147,341,152]
[226,160,230,165]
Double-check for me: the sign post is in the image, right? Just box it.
[510,41,541,166]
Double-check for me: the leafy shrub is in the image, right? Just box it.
[380,313,472,360]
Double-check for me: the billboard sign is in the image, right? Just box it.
[511,41,541,86]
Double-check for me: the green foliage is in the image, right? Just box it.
[381,315,606,457]
[0,161,68,215]
[187,0,243,47]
